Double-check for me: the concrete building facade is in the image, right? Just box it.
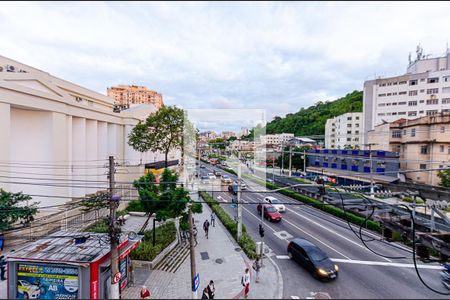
[368,114,450,186]
[107,84,164,110]
[325,112,363,149]
[0,56,176,211]
[363,48,450,145]
[260,133,294,146]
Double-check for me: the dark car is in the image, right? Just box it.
[228,183,238,195]
[256,204,282,222]
[287,238,338,281]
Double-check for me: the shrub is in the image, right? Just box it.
[130,221,177,261]
[199,191,256,259]
[126,200,146,212]
[83,217,109,233]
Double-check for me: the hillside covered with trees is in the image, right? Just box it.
[250,90,363,138]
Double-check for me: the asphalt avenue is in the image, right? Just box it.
[197,162,447,299]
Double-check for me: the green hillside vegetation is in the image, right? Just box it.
[249,90,363,138]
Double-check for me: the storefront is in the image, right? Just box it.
[6,231,141,299]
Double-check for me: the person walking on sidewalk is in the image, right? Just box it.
[201,287,210,299]
[140,286,150,299]
[203,219,210,239]
[193,225,198,246]
[253,257,262,283]
[207,280,215,299]
[210,212,216,227]
[241,268,251,298]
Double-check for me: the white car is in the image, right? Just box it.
[264,196,285,212]
[207,173,216,180]
[17,280,41,299]
[201,176,210,184]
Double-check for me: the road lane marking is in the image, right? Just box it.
[330,258,443,269]
[291,296,300,299]
[282,218,352,260]
[276,255,290,260]
[286,207,392,263]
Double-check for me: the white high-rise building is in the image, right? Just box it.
[325,112,363,149]
[363,46,450,145]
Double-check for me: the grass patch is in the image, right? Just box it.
[83,217,109,233]
[242,174,381,233]
[130,221,177,261]
[199,191,257,259]
[401,197,425,204]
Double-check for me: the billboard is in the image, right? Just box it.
[17,264,79,299]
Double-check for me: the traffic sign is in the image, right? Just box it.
[112,272,122,284]
[192,273,200,292]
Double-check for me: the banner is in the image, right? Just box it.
[17,264,79,299]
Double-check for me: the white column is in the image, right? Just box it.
[0,102,10,191]
[86,120,98,195]
[98,122,108,188]
[72,117,86,197]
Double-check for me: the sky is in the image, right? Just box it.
[1,1,450,129]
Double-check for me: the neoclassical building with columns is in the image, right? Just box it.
[0,55,177,213]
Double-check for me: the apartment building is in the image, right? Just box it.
[221,131,236,140]
[325,112,363,149]
[260,133,294,146]
[363,47,450,144]
[107,84,164,110]
[368,113,450,186]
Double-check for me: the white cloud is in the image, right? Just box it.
[0,1,449,124]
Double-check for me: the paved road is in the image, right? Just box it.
[196,162,448,299]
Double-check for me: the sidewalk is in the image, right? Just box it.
[122,194,282,299]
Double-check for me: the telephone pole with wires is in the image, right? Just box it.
[108,156,121,299]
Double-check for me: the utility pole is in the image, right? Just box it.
[280,142,284,176]
[259,204,264,267]
[288,145,292,177]
[368,144,374,198]
[272,154,275,182]
[188,203,197,299]
[303,149,306,173]
[108,156,120,300]
[237,140,243,240]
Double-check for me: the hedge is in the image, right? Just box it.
[242,174,382,233]
[125,200,146,212]
[130,221,177,261]
[83,217,109,233]
[199,191,257,259]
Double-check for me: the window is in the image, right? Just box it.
[387,93,392,96]
[427,88,439,94]
[426,110,438,115]
[411,128,416,137]
[408,101,417,106]
[356,116,360,120]
[347,124,352,127]
[392,130,402,138]
[355,123,360,127]
[448,146,450,154]
[347,130,352,134]
[442,98,450,104]
[444,76,450,82]
[399,81,407,85]
[408,111,417,116]
[419,100,425,103]
[378,93,386,97]
[378,103,386,107]
[426,99,439,105]
[398,101,407,105]
[355,130,359,135]
[440,145,444,152]
[399,91,407,95]
[392,112,397,115]
[409,79,418,86]
[403,130,407,135]
[427,77,439,83]
[441,126,445,133]
[420,164,427,170]
[409,90,418,96]
[354,137,359,141]
[347,138,351,141]
[386,103,392,106]
[420,89,425,93]
[392,102,397,106]
[419,110,424,114]
[398,111,406,115]
[420,78,426,82]
[393,82,398,85]
[442,87,450,93]
[420,145,428,154]
[347,117,352,120]
[377,113,385,116]
[443,109,450,114]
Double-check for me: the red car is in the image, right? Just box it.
[257,204,282,222]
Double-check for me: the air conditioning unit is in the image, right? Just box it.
[6,65,15,72]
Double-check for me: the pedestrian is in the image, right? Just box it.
[201,287,210,299]
[140,286,150,299]
[241,268,250,298]
[203,219,210,239]
[210,212,216,227]
[207,280,215,299]
[253,257,262,283]
[0,255,6,281]
[193,225,198,246]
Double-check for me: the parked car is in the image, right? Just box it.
[264,196,285,212]
[257,204,282,222]
[221,175,233,184]
[287,238,338,281]
[201,176,210,184]
[207,173,216,180]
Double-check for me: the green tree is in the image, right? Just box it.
[128,105,185,168]
[0,189,38,231]
[437,170,450,187]
[80,191,109,222]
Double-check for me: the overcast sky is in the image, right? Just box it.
[1,1,450,126]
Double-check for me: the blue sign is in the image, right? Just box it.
[16,264,79,299]
[192,273,200,292]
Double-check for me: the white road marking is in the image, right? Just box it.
[282,218,352,260]
[291,296,300,299]
[274,230,293,241]
[276,255,291,260]
[286,207,392,263]
[330,258,443,269]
